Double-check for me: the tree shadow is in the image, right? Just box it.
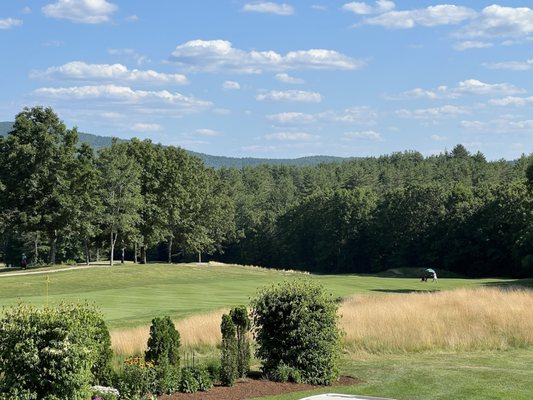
[372,288,439,294]
[482,279,533,289]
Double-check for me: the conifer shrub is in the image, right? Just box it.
[230,305,251,378]
[145,316,181,366]
[220,314,238,386]
[0,303,110,400]
[250,280,342,385]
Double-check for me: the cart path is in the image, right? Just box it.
[0,264,121,278]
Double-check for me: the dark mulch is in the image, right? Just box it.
[159,376,362,400]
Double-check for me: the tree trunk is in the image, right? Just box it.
[198,251,201,264]
[85,238,90,265]
[48,231,57,265]
[140,245,147,264]
[121,247,125,264]
[110,231,115,266]
[167,237,173,264]
[34,232,39,263]
[96,248,100,262]
[134,242,137,263]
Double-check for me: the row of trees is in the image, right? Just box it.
[0,106,531,277]
[0,107,235,266]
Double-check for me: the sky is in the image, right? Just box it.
[1,1,532,160]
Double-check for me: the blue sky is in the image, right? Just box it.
[1,1,532,160]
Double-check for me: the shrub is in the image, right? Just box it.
[220,314,238,386]
[230,305,251,378]
[145,316,181,367]
[269,362,302,383]
[192,366,213,391]
[152,360,180,395]
[114,356,155,400]
[0,303,109,400]
[250,280,342,385]
[91,385,119,400]
[92,318,114,386]
[179,367,199,393]
[206,360,221,383]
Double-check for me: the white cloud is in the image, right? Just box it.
[489,96,533,107]
[311,5,327,11]
[364,5,475,29]
[44,40,64,47]
[243,2,294,16]
[267,112,315,124]
[397,105,469,119]
[320,106,377,123]
[430,134,448,142]
[462,118,533,132]
[125,14,138,22]
[342,1,395,15]
[256,90,322,103]
[222,80,241,90]
[458,5,533,39]
[169,39,364,73]
[0,18,23,29]
[34,85,212,110]
[484,59,533,71]
[21,7,32,14]
[265,132,319,141]
[275,73,304,84]
[453,41,493,51]
[344,130,383,140]
[31,61,189,85]
[42,0,117,24]
[108,48,150,65]
[131,123,161,132]
[392,79,524,99]
[196,128,219,136]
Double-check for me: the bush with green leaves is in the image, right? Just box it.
[269,362,302,383]
[145,316,181,366]
[114,357,155,400]
[251,280,342,385]
[179,367,199,393]
[220,314,238,386]
[230,305,251,378]
[0,303,110,400]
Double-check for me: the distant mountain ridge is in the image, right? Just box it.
[0,121,351,168]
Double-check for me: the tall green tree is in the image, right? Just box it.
[0,106,79,264]
[98,140,142,266]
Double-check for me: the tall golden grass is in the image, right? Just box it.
[111,287,533,357]
[340,287,533,354]
[111,309,227,356]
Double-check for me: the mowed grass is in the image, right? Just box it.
[0,262,515,329]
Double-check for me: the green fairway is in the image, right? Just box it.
[0,262,517,329]
[252,348,533,400]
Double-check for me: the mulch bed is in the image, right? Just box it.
[159,376,362,400]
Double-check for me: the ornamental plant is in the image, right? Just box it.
[220,314,238,386]
[145,316,181,366]
[250,280,342,385]
[0,303,109,399]
[230,305,251,378]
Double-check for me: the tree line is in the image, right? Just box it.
[1,106,532,277]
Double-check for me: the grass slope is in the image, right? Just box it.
[0,263,515,329]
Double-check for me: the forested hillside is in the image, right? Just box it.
[1,108,532,277]
[0,121,349,168]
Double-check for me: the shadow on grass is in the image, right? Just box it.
[371,288,439,294]
[482,279,533,289]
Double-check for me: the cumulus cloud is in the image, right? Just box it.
[342,1,395,15]
[0,18,23,29]
[131,123,161,132]
[392,79,524,99]
[343,130,383,140]
[484,59,533,71]
[396,105,469,119]
[42,0,117,24]
[256,90,322,103]
[458,5,533,39]
[453,41,493,51]
[265,132,319,141]
[489,96,533,107]
[363,4,475,29]
[275,73,304,84]
[33,85,212,111]
[243,2,294,16]
[30,61,189,85]
[462,118,533,132]
[430,134,448,141]
[168,39,364,73]
[222,80,241,90]
[267,112,315,124]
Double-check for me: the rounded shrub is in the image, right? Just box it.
[0,303,110,399]
[250,280,342,385]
